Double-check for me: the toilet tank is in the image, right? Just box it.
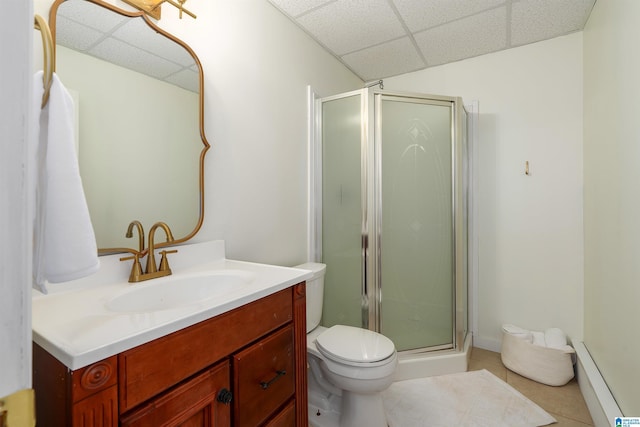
[294,262,326,333]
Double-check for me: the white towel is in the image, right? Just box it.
[503,324,574,352]
[544,328,568,350]
[33,71,99,292]
[532,331,546,347]
[501,324,533,342]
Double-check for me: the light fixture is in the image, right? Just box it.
[122,0,196,20]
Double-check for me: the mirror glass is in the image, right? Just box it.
[51,0,208,254]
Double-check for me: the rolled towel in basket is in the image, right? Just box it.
[501,330,576,385]
[532,331,546,347]
[502,324,533,342]
[503,324,575,353]
[544,328,567,349]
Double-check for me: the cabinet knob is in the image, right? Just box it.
[217,388,233,405]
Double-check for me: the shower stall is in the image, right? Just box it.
[311,87,475,379]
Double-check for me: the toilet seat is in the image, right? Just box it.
[315,325,396,367]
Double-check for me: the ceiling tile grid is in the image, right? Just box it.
[296,0,407,55]
[511,0,595,46]
[59,0,125,33]
[342,36,426,82]
[90,37,183,80]
[393,0,505,32]
[56,15,105,51]
[271,0,335,17]
[57,4,198,92]
[414,6,507,67]
[268,0,596,81]
[165,68,200,92]
[112,19,196,68]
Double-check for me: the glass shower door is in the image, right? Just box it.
[320,92,365,329]
[376,95,455,352]
[319,89,465,354]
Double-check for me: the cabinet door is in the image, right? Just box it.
[233,326,294,427]
[72,385,118,427]
[120,361,231,427]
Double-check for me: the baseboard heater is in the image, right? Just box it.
[574,342,622,427]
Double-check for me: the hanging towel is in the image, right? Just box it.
[33,71,99,292]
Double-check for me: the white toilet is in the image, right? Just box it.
[295,263,397,427]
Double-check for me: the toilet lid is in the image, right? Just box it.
[315,325,395,364]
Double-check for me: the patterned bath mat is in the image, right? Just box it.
[383,369,556,427]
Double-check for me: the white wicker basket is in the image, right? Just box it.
[501,331,575,386]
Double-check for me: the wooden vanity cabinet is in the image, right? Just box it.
[33,283,308,427]
[119,361,231,427]
[32,345,119,426]
[233,326,295,427]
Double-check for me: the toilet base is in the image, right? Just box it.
[309,392,388,427]
[340,390,388,427]
[308,401,340,427]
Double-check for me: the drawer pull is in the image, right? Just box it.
[260,370,286,390]
[217,388,233,404]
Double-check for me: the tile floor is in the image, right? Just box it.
[468,347,594,426]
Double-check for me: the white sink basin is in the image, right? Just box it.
[105,270,255,313]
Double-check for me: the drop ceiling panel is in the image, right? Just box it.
[59,0,126,33]
[415,7,507,67]
[271,0,335,17]
[511,0,595,46]
[112,19,196,67]
[56,1,199,92]
[165,68,200,92]
[56,16,105,51]
[267,0,595,81]
[89,37,182,80]
[342,37,425,82]
[393,0,505,32]
[296,0,407,55]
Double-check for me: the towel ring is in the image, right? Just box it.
[34,14,55,109]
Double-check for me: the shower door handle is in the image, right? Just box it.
[361,232,370,330]
[361,233,368,299]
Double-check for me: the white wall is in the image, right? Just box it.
[190,0,362,265]
[1,0,33,396]
[385,33,585,350]
[33,0,363,265]
[583,0,640,416]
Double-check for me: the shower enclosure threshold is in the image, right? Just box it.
[393,333,473,381]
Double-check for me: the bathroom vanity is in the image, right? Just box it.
[32,241,311,427]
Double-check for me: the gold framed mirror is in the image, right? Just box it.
[49,0,209,255]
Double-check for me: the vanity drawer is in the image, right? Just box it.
[120,360,230,427]
[264,400,295,427]
[233,325,295,427]
[119,289,293,413]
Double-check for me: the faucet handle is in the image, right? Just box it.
[120,253,143,283]
[158,250,178,273]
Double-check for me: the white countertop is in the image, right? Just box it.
[32,240,312,370]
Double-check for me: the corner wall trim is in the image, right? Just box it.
[574,341,622,427]
[473,335,502,353]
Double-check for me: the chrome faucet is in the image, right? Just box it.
[120,221,177,283]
